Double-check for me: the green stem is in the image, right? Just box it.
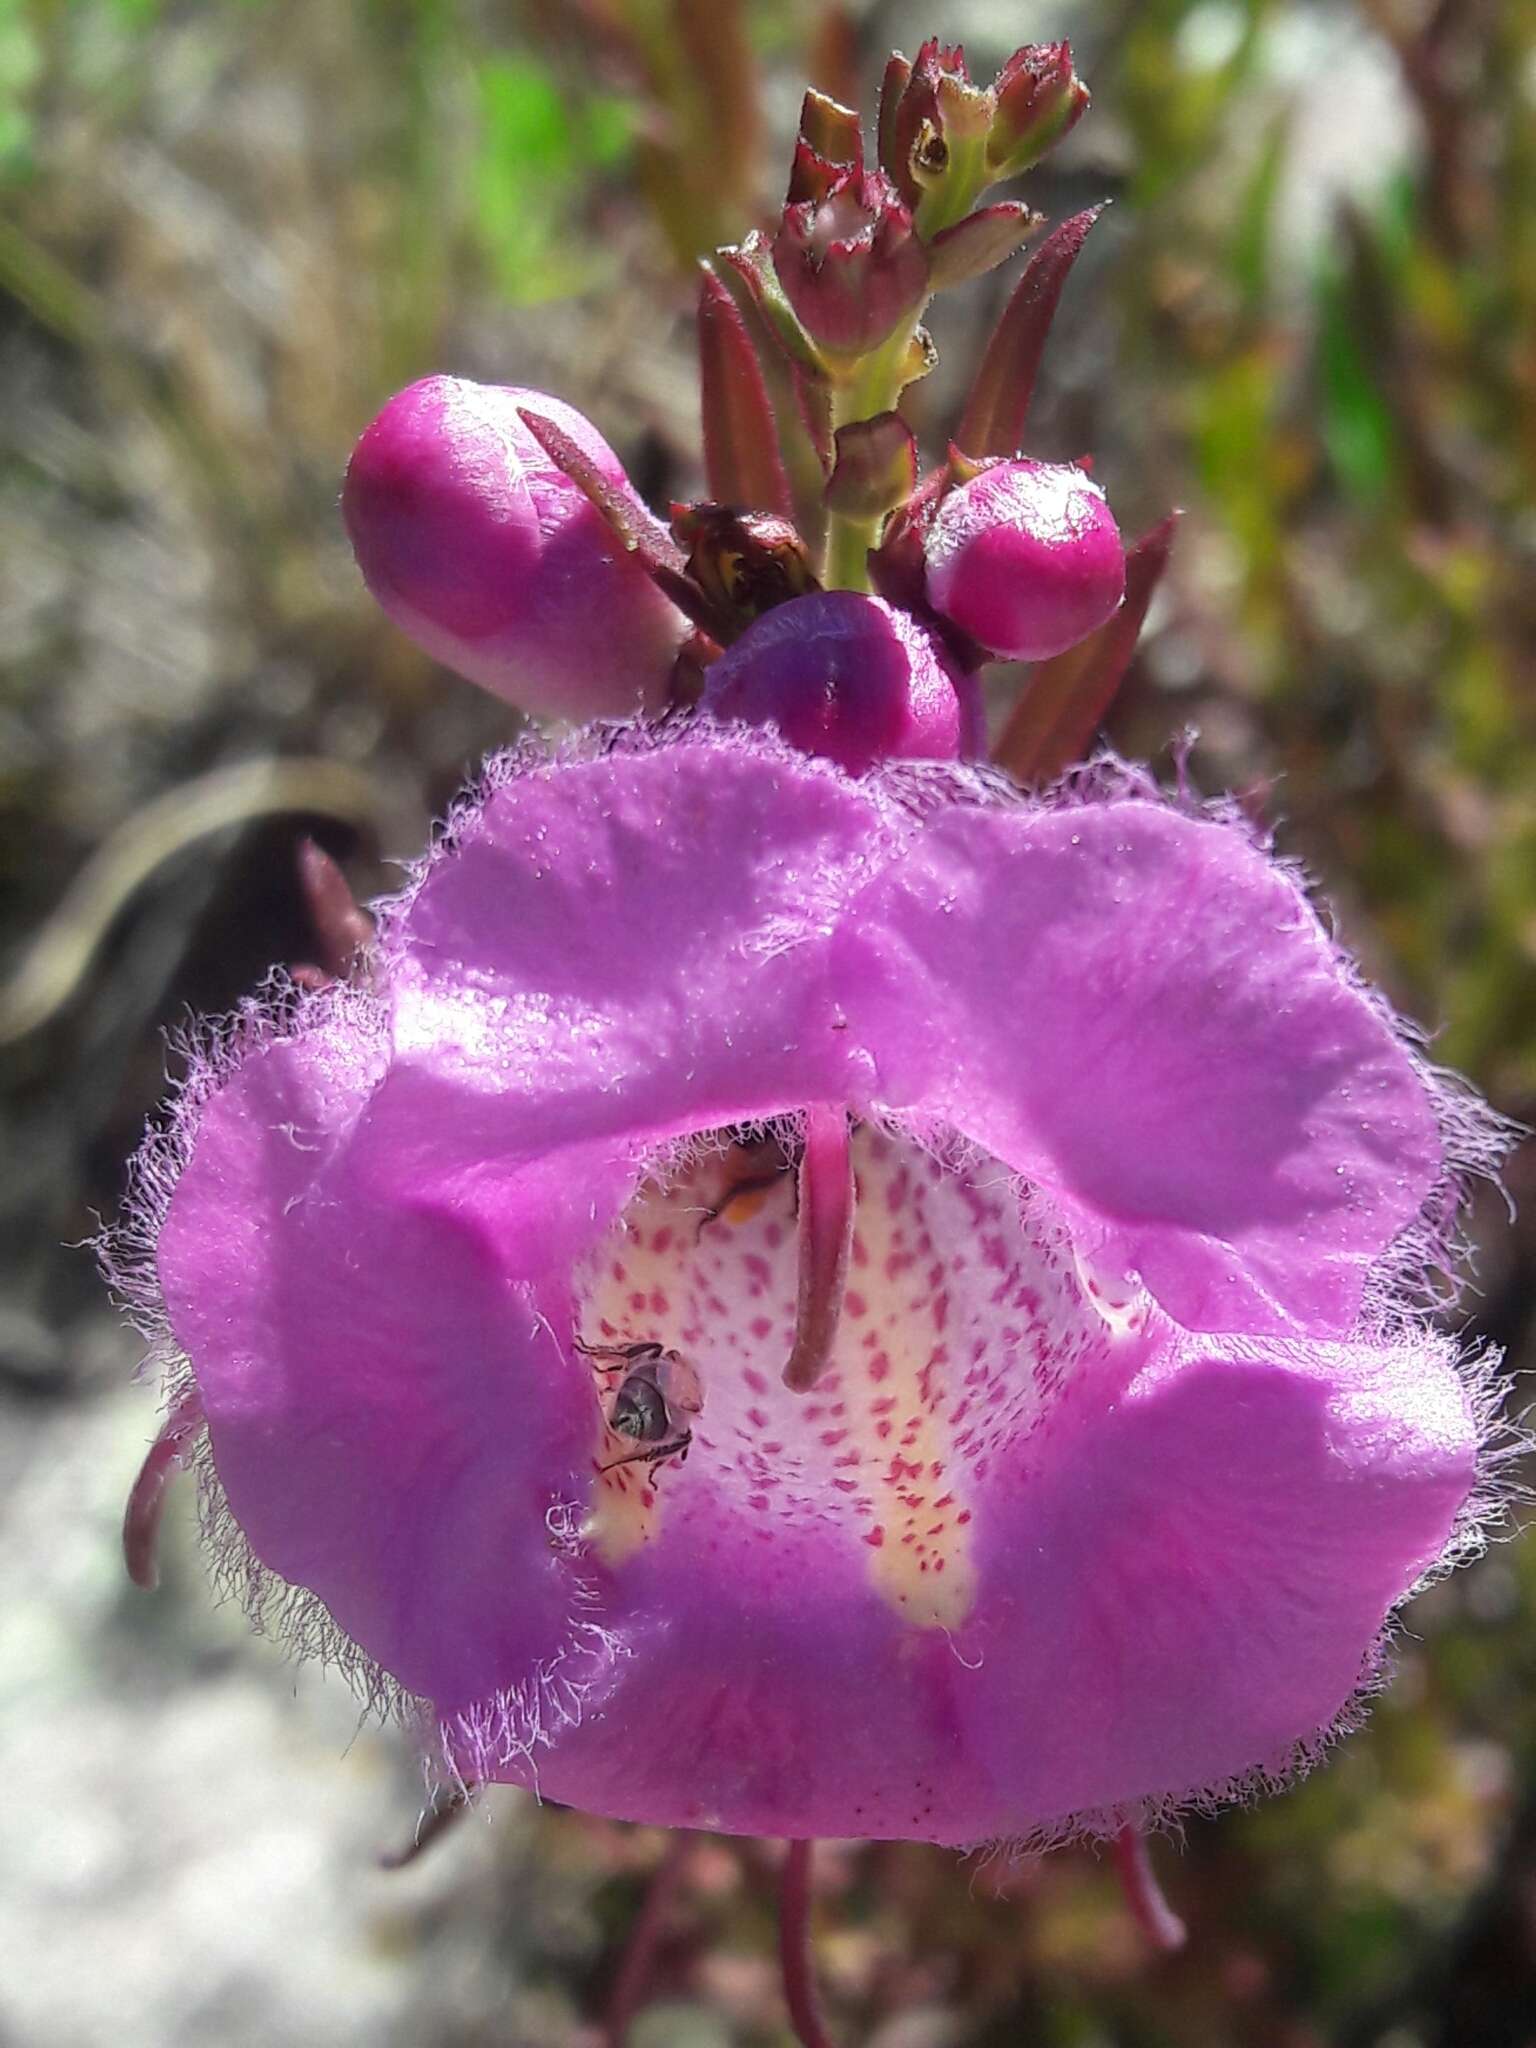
[823,510,876,590]
[820,319,927,587]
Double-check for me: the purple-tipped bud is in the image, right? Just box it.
[343,377,686,720]
[771,169,930,363]
[923,459,1125,662]
[699,590,974,775]
[988,42,1090,177]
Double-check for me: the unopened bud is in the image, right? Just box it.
[923,459,1124,662]
[700,590,974,775]
[772,169,929,363]
[877,38,994,235]
[343,377,685,720]
[988,41,1090,178]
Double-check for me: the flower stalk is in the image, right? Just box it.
[779,1840,837,2048]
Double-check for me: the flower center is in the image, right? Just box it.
[573,1122,1134,1630]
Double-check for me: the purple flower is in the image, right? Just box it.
[115,723,1504,1847]
[700,591,979,773]
[343,376,686,720]
[924,458,1126,661]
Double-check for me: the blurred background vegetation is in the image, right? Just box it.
[0,1,1533,2043]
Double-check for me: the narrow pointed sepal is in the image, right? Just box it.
[297,840,373,983]
[1114,1826,1187,1955]
[955,204,1107,458]
[992,511,1179,784]
[698,270,796,518]
[927,201,1042,292]
[123,1394,201,1590]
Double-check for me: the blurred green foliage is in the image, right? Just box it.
[1,2,1533,2045]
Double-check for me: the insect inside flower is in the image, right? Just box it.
[580,1338,704,1474]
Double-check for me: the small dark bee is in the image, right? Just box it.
[576,1339,704,1475]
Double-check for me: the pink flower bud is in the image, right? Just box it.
[700,591,976,774]
[771,169,930,362]
[923,459,1125,661]
[988,42,1090,178]
[343,376,686,720]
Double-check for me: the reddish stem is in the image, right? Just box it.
[603,1830,694,2048]
[1114,1825,1187,1955]
[779,1839,837,2048]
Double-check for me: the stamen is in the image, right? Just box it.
[1114,1824,1186,1954]
[783,1105,855,1393]
[122,1393,201,1591]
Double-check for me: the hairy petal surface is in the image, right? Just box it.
[840,797,1445,1336]
[136,729,1496,1845]
[458,1133,1478,1842]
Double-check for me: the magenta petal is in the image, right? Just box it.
[128,731,1500,1847]
[840,795,1446,1336]
[154,1005,607,1712]
[449,1138,1477,1843]
[382,736,891,1148]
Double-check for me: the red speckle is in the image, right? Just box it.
[851,1236,870,1268]
[628,1292,647,1312]
[750,1317,773,1340]
[832,1477,859,1494]
[820,1429,848,1448]
[957,1510,973,1526]
[846,1290,867,1319]
[748,1493,770,1512]
[876,1421,893,1440]
[648,1290,668,1315]
[747,1407,769,1430]
[863,1527,885,1548]
[653,1228,673,1254]
[868,1354,891,1384]
[742,1367,769,1396]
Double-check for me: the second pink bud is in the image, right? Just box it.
[923,459,1125,662]
[343,377,686,722]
